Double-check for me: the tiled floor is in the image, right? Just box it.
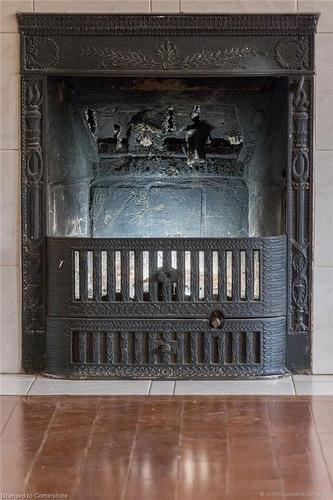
[1,374,333,395]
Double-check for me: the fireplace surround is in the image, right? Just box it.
[17,13,319,378]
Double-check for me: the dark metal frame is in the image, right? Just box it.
[17,13,319,373]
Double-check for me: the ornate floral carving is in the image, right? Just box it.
[21,78,46,370]
[26,36,59,69]
[80,40,267,70]
[290,76,311,335]
[275,37,309,70]
[25,81,43,240]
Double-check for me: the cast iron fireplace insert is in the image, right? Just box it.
[18,13,319,378]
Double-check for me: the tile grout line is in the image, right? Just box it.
[71,401,101,497]
[22,400,59,490]
[291,375,297,395]
[172,380,176,395]
[175,400,184,500]
[25,375,37,395]
[147,379,153,395]
[265,400,285,492]
[0,149,21,153]
[121,400,143,500]
[309,403,333,491]
[0,397,20,437]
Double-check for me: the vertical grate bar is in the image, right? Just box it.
[135,250,143,302]
[79,250,88,301]
[203,332,212,364]
[79,331,87,364]
[148,332,156,365]
[204,250,213,301]
[121,250,130,302]
[92,332,100,364]
[191,250,199,301]
[120,332,128,364]
[246,250,254,301]
[246,332,255,364]
[163,250,171,301]
[164,249,171,269]
[106,332,114,364]
[232,250,241,302]
[162,332,171,365]
[71,333,79,363]
[254,332,261,363]
[177,332,184,365]
[239,332,247,363]
[232,331,240,364]
[149,250,158,302]
[107,251,116,302]
[177,251,185,301]
[93,251,102,301]
[218,250,226,301]
[190,332,198,364]
[217,333,225,364]
[134,332,143,364]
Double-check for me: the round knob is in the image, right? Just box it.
[160,343,171,353]
[209,310,224,330]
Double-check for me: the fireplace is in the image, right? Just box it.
[18,13,318,377]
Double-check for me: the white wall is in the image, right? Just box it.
[0,0,332,373]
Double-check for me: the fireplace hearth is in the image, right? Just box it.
[18,13,319,377]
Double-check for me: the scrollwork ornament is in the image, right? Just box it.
[80,40,267,71]
[289,75,312,335]
[21,77,46,370]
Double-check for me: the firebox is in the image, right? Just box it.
[18,13,319,377]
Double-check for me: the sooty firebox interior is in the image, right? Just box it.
[45,76,288,377]
[47,77,286,240]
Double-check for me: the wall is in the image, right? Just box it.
[0,0,332,373]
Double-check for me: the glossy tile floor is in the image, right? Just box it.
[1,395,333,499]
[2,374,333,395]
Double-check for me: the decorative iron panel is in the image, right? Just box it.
[18,14,318,373]
[47,236,286,319]
[46,317,286,378]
